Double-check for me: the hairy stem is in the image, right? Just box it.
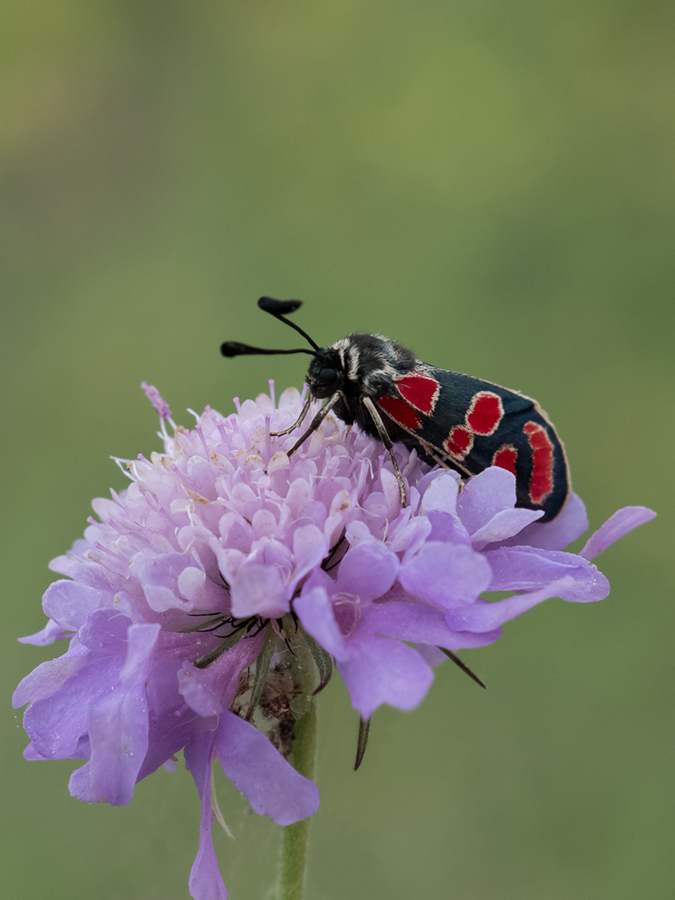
[278,699,318,900]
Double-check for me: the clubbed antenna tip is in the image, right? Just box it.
[256,296,320,351]
[258,297,303,315]
[221,341,254,358]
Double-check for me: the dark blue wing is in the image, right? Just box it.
[377,365,570,523]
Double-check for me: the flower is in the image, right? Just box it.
[13,383,655,900]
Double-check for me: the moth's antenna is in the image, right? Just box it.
[257,297,320,351]
[221,342,315,358]
[220,297,321,359]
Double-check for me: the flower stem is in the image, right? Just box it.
[278,699,318,900]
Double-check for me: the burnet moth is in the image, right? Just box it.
[222,297,570,523]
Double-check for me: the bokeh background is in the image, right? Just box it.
[2,2,673,898]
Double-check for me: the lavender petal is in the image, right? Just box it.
[185,730,229,900]
[421,471,460,515]
[365,600,502,650]
[42,580,110,630]
[580,506,657,560]
[12,642,89,708]
[446,576,580,631]
[485,546,603,593]
[492,492,589,551]
[471,507,543,545]
[230,563,287,618]
[68,682,149,805]
[17,618,65,646]
[456,467,518,534]
[336,543,400,602]
[23,656,121,759]
[336,636,434,720]
[294,587,348,661]
[399,541,492,608]
[69,624,159,805]
[215,711,320,825]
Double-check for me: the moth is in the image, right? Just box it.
[222,297,569,522]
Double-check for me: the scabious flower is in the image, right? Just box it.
[13,383,655,900]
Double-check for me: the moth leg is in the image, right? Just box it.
[419,440,472,478]
[270,394,313,437]
[362,396,407,506]
[286,392,341,457]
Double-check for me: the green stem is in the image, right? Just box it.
[278,699,318,900]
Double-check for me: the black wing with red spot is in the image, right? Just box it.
[376,366,569,523]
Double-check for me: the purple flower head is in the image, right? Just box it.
[13,383,655,899]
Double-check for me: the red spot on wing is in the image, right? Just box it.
[523,421,554,505]
[441,390,503,462]
[466,391,503,436]
[443,425,474,459]
[492,444,518,475]
[378,396,421,430]
[395,370,440,414]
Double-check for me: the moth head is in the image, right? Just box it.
[307,348,344,398]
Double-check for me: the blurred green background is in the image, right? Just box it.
[2,1,673,898]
